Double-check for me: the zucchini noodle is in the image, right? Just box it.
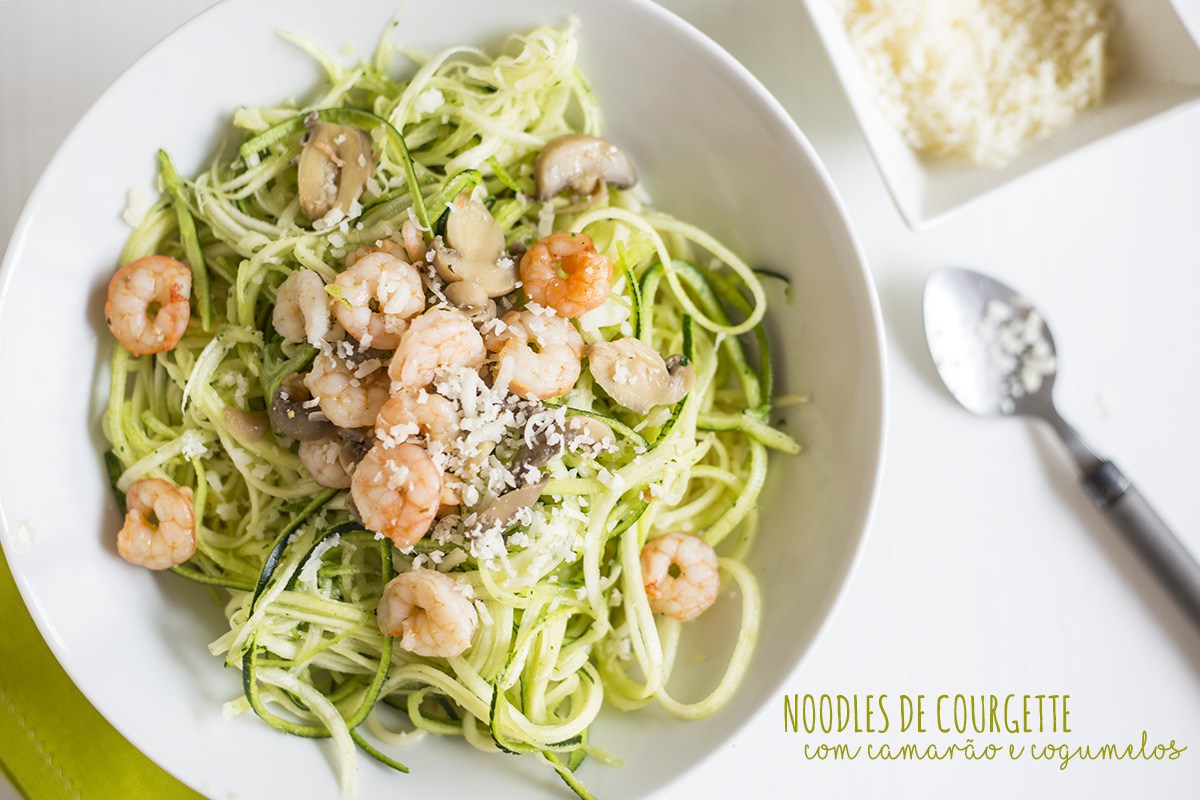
[100,19,800,799]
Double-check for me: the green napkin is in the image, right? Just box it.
[0,545,203,800]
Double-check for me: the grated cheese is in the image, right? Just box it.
[180,430,210,460]
[298,534,340,587]
[8,520,36,554]
[122,185,154,227]
[839,0,1115,166]
[978,295,1057,411]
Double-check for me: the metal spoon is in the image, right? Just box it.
[923,266,1200,629]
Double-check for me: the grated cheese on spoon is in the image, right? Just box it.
[980,296,1057,412]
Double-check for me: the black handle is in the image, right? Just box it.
[1083,461,1200,630]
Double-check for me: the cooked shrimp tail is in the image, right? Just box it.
[117,478,196,570]
[519,231,613,318]
[105,256,192,355]
[377,568,479,657]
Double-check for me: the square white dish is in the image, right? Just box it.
[801,0,1200,228]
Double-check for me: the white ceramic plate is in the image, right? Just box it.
[802,0,1200,229]
[0,0,885,797]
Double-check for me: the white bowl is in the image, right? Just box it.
[802,0,1200,228]
[0,0,885,797]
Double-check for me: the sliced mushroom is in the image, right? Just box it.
[297,118,374,222]
[343,346,391,371]
[475,479,548,531]
[446,193,504,254]
[666,354,691,372]
[535,134,637,200]
[337,426,375,467]
[444,280,497,324]
[510,422,565,483]
[269,373,336,441]
[432,195,516,297]
[564,415,618,452]
[223,407,270,445]
[587,338,696,414]
[346,495,365,525]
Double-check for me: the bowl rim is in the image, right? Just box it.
[0,0,888,793]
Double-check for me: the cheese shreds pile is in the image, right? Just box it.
[840,0,1115,167]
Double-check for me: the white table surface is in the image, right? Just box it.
[2,1,1198,798]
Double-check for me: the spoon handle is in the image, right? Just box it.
[1083,461,1200,629]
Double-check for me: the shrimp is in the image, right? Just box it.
[640,532,720,622]
[484,310,583,400]
[373,390,467,508]
[377,568,479,657]
[105,255,192,355]
[273,268,330,345]
[333,251,425,350]
[298,434,353,489]
[304,352,390,429]
[519,231,612,318]
[401,219,427,264]
[389,307,486,390]
[117,478,196,570]
[374,390,460,451]
[351,442,443,548]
